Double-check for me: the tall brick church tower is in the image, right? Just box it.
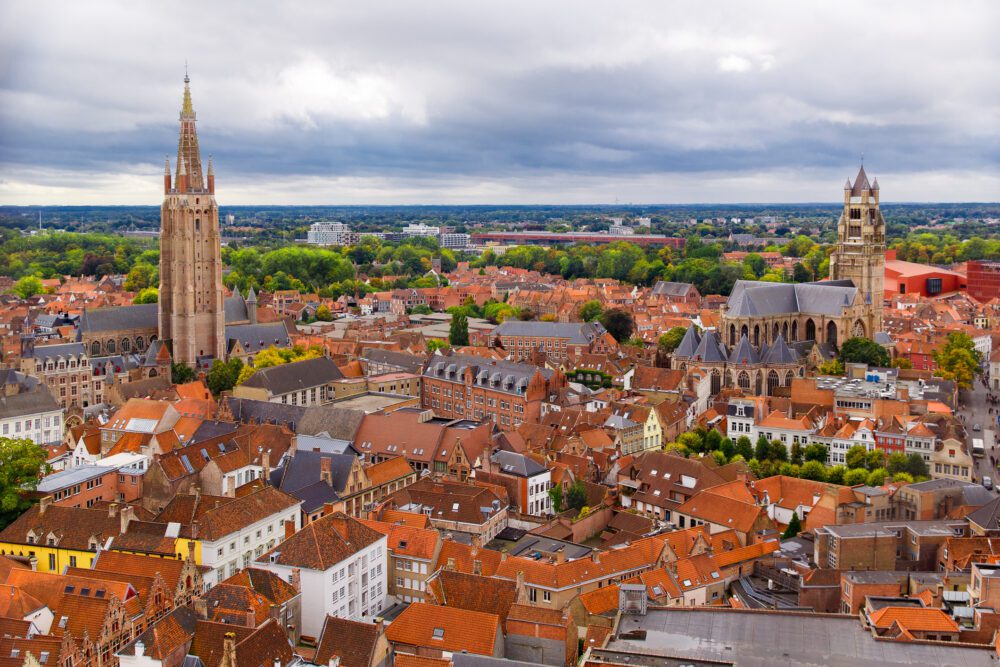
[158,74,225,366]
[829,165,885,337]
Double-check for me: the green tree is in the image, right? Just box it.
[782,511,802,539]
[599,308,635,343]
[13,276,43,299]
[904,453,930,478]
[0,437,50,530]
[206,358,244,396]
[133,287,158,304]
[720,438,736,460]
[735,436,753,460]
[548,484,564,513]
[744,253,767,278]
[839,337,891,367]
[886,452,908,475]
[770,441,788,462]
[933,331,981,389]
[845,445,868,470]
[790,442,803,465]
[892,357,913,370]
[754,434,771,461]
[704,429,722,452]
[864,449,885,472]
[578,300,603,323]
[892,472,915,484]
[426,339,449,353]
[800,460,827,481]
[843,468,869,486]
[804,443,828,463]
[818,358,845,376]
[658,327,689,355]
[566,480,588,512]
[124,263,157,292]
[315,304,333,321]
[449,312,470,346]
[867,468,889,486]
[827,465,847,485]
[410,304,433,315]
[171,362,196,384]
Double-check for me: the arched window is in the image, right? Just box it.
[136,336,145,351]
[826,321,838,347]
[121,338,131,353]
[148,369,158,378]
[853,320,865,338]
[729,325,736,346]
[753,325,760,347]
[805,319,816,341]
[784,370,794,386]
[755,373,763,395]
[782,322,788,340]
[741,325,748,341]
[772,323,779,342]
[791,321,798,342]
[106,339,116,354]
[738,371,750,391]
[711,370,722,395]
[767,370,780,395]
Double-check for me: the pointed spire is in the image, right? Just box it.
[844,178,852,190]
[182,72,194,116]
[871,177,879,190]
[207,155,214,176]
[246,286,257,303]
[164,155,171,175]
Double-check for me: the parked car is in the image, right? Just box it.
[984,476,994,490]
[974,423,982,432]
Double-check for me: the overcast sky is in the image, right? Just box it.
[1,1,997,205]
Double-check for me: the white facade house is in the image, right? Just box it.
[182,487,302,589]
[401,223,440,237]
[255,513,388,638]
[0,390,63,445]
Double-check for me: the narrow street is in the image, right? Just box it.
[956,373,997,486]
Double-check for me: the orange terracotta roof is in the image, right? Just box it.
[358,519,439,560]
[713,540,779,568]
[868,607,959,633]
[386,602,499,656]
[578,585,620,615]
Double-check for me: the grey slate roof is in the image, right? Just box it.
[967,496,1000,532]
[361,348,427,374]
[223,397,308,429]
[270,449,357,512]
[726,280,858,318]
[728,335,759,365]
[190,419,240,444]
[651,281,695,298]
[0,388,60,420]
[494,320,606,344]
[424,353,551,397]
[850,165,871,196]
[80,303,158,334]
[692,331,727,363]
[297,406,366,440]
[761,334,798,364]
[225,322,292,354]
[223,294,249,323]
[240,356,344,395]
[673,326,701,358]
[490,450,547,478]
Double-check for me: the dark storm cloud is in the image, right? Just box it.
[0,0,998,203]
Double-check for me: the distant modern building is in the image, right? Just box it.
[307,221,358,246]
[470,231,685,249]
[402,223,440,237]
[439,232,471,249]
[884,250,966,297]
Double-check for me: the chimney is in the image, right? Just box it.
[193,597,209,619]
[262,449,271,481]
[120,505,135,533]
[446,557,456,571]
[320,458,332,486]
[470,534,481,558]
[108,502,119,518]
[555,550,566,565]
[591,550,600,564]
[329,657,341,667]
[284,520,296,541]
[323,502,336,517]
[222,632,237,666]
[374,616,384,634]
[187,540,196,562]
[191,519,200,540]
[473,559,482,576]
[135,640,145,658]
[290,568,301,592]
[38,496,53,515]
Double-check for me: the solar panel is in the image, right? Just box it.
[180,455,194,473]
[201,448,210,462]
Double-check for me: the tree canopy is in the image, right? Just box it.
[933,331,981,389]
[600,308,634,343]
[0,438,49,530]
[839,337,891,367]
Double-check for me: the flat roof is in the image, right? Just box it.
[37,465,116,492]
[331,392,415,413]
[607,608,994,667]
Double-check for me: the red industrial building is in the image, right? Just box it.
[966,260,1000,303]
[883,250,966,298]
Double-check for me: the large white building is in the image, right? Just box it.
[402,223,440,237]
[0,378,63,445]
[307,221,358,246]
[255,512,388,637]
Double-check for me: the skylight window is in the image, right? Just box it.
[432,628,445,639]
[682,579,692,586]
